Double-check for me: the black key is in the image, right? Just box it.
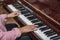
[31,19,40,23]
[17,6,23,9]
[14,4,22,8]
[50,36,58,39]
[53,36,60,40]
[44,30,56,37]
[35,22,45,27]
[14,5,23,10]
[20,9,25,11]
[27,16,36,20]
[21,11,29,14]
[50,36,60,40]
[24,14,32,17]
[20,7,25,10]
[39,27,50,31]
[15,6,21,8]
[17,7,25,11]
[14,4,20,6]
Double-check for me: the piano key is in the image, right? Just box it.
[14,5,22,8]
[51,36,60,40]
[52,36,60,40]
[23,13,31,15]
[13,4,25,9]
[39,26,50,31]
[31,19,40,23]
[19,7,25,10]
[35,22,45,27]
[14,4,19,6]
[21,11,29,14]
[34,21,42,24]
[30,18,38,21]
[42,29,51,33]
[24,13,33,17]
[15,6,21,9]
[27,16,37,20]
[7,5,18,11]
[13,3,20,6]
[21,9,27,11]
[26,15,33,17]
[34,30,50,40]
[44,30,56,37]
[18,7,25,11]
[18,14,33,25]
[39,25,47,28]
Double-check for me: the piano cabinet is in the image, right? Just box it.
[3,0,60,40]
[20,0,60,32]
[4,0,17,4]
[19,0,60,39]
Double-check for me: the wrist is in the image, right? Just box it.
[7,14,10,18]
[19,28,24,34]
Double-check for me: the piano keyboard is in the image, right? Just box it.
[6,2,60,40]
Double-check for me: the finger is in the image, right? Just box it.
[32,23,38,27]
[30,29,34,32]
[16,11,21,15]
[34,25,38,28]
[14,10,20,13]
[29,25,38,29]
[30,28,37,32]
[33,28,38,31]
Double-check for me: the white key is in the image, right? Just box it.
[7,5,17,11]
[30,18,37,21]
[26,15,33,17]
[18,14,33,25]
[39,25,47,28]
[34,30,50,40]
[42,29,51,32]
[23,13,31,15]
[34,21,42,24]
[49,34,58,39]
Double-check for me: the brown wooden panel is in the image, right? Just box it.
[4,0,16,4]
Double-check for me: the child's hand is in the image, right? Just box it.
[8,11,21,18]
[19,25,38,34]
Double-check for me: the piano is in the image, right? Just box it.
[3,0,60,40]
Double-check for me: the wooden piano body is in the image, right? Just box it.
[3,0,60,40]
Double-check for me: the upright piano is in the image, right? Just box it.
[3,0,60,40]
